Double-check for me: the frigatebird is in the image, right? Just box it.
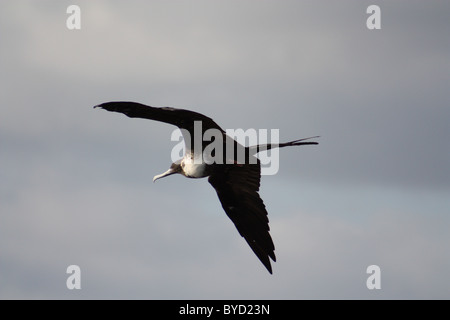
[95,101,318,274]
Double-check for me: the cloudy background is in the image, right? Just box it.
[1,0,449,299]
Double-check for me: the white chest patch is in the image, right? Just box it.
[181,155,208,178]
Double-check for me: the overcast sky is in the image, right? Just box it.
[1,1,449,299]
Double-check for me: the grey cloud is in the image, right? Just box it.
[1,1,449,299]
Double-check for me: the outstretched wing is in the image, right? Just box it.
[208,160,276,274]
[94,101,225,153]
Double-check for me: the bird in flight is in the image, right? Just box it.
[95,101,318,274]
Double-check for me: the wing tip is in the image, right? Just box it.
[92,101,138,116]
[266,251,276,274]
[267,265,273,274]
[93,102,113,111]
[245,238,276,275]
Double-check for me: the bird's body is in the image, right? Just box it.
[95,101,318,274]
[181,156,208,178]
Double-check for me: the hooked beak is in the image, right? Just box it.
[153,168,176,183]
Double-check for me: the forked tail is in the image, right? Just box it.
[249,136,319,155]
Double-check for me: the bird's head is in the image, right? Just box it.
[153,162,182,182]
